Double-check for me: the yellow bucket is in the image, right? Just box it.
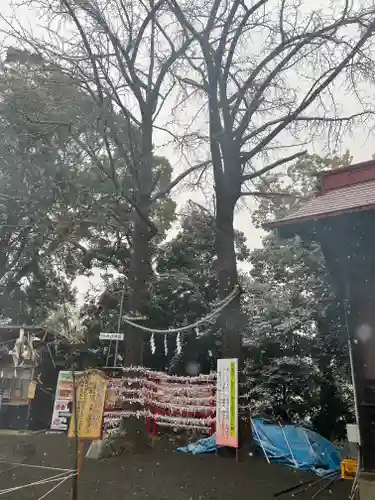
[340,459,358,480]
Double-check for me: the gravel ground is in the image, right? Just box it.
[0,433,351,500]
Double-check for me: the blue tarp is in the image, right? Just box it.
[177,435,219,455]
[251,418,342,476]
[177,418,342,476]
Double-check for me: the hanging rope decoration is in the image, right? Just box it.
[103,367,216,434]
[176,332,181,354]
[150,333,156,354]
[120,365,216,381]
[121,286,240,335]
[105,286,239,366]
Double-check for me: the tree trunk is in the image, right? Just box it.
[121,123,153,451]
[215,191,251,456]
[125,123,153,367]
[125,208,150,366]
[215,193,242,358]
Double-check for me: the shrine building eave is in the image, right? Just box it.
[264,159,375,238]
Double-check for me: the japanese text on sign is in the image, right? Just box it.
[68,370,109,440]
[216,358,238,448]
[50,370,84,431]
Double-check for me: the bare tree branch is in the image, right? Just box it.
[240,191,303,199]
[241,111,375,145]
[241,151,307,181]
[152,160,211,200]
[166,0,375,364]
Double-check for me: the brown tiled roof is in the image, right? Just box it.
[266,178,375,228]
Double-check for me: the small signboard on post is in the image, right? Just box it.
[67,370,109,497]
[68,369,109,440]
[216,358,238,448]
[99,332,124,341]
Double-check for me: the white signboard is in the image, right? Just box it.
[346,423,360,444]
[50,370,83,431]
[216,358,238,448]
[99,332,124,341]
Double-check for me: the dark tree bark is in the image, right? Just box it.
[125,124,154,366]
[215,193,242,358]
[169,0,375,359]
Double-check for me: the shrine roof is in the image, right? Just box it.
[266,159,375,229]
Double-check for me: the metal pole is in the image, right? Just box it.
[105,341,112,367]
[311,475,339,499]
[342,277,362,483]
[343,279,360,435]
[301,427,315,459]
[278,421,298,469]
[105,284,125,367]
[114,287,126,367]
[273,470,338,498]
[250,417,270,464]
[70,369,78,500]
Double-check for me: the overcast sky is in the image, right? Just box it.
[2,0,375,305]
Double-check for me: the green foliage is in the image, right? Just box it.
[244,153,354,437]
[0,71,79,323]
[81,204,250,373]
[0,51,176,325]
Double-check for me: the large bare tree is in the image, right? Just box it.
[2,0,204,366]
[168,0,375,362]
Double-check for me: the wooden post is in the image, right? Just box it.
[69,440,84,500]
[210,386,215,436]
[77,440,84,477]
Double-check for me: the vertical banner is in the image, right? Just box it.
[50,370,83,431]
[216,358,238,448]
[28,380,37,399]
[68,370,109,440]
